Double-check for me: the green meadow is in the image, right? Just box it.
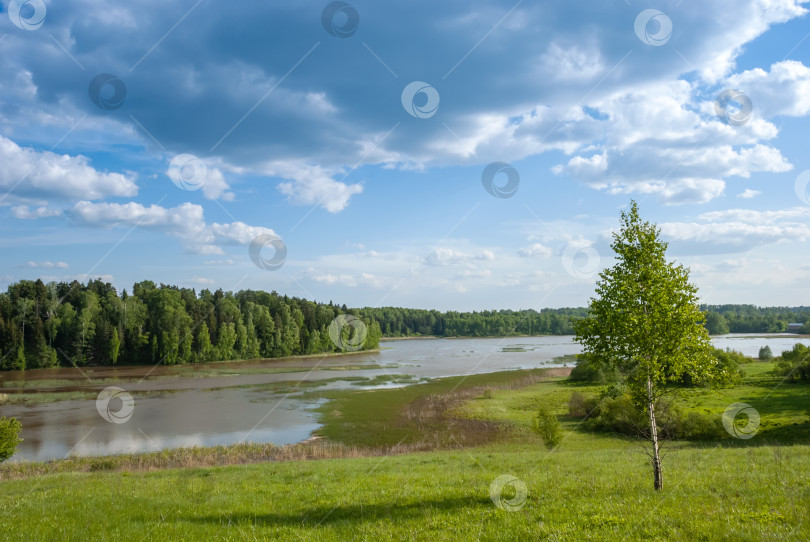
[1,361,808,541]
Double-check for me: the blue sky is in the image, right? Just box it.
[1,0,809,310]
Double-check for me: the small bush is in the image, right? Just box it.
[533,405,563,450]
[568,391,588,417]
[0,417,23,463]
[775,343,810,380]
[568,355,622,384]
[758,346,773,361]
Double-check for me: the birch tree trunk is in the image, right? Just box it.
[647,375,663,491]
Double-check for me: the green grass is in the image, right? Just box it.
[1,365,808,540]
[2,441,807,540]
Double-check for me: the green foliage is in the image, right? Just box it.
[569,391,723,440]
[682,348,744,388]
[568,354,622,383]
[356,306,588,337]
[0,416,22,462]
[775,343,810,380]
[574,201,716,396]
[0,279,380,370]
[704,311,729,335]
[758,345,773,361]
[532,405,563,449]
[700,305,810,334]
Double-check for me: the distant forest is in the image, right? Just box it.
[0,279,808,370]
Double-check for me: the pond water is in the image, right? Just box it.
[3,334,808,462]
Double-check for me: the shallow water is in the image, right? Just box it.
[3,334,808,462]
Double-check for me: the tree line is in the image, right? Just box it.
[1,279,808,371]
[0,279,380,370]
[702,304,810,334]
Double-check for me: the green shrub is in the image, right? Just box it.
[581,394,723,440]
[775,343,810,380]
[0,417,22,462]
[568,391,588,417]
[758,346,773,361]
[568,354,622,384]
[533,405,563,450]
[682,348,744,388]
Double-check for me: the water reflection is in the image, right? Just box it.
[4,334,808,461]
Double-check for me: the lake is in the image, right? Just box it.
[3,334,808,462]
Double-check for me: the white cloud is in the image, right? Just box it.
[25,261,69,269]
[69,201,276,255]
[424,248,495,266]
[518,243,552,258]
[551,79,793,204]
[189,277,215,285]
[661,207,810,249]
[0,135,137,202]
[724,61,810,118]
[11,205,62,219]
[737,188,761,199]
[201,167,235,201]
[265,161,363,213]
[538,42,605,82]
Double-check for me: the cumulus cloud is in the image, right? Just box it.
[11,205,62,219]
[424,248,495,266]
[262,162,363,213]
[25,261,69,269]
[69,201,277,255]
[0,135,137,203]
[737,189,761,199]
[661,207,810,250]
[724,61,810,118]
[519,243,553,258]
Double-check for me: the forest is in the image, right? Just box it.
[0,279,381,370]
[0,279,807,370]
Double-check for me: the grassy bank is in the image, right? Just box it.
[1,363,808,540]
